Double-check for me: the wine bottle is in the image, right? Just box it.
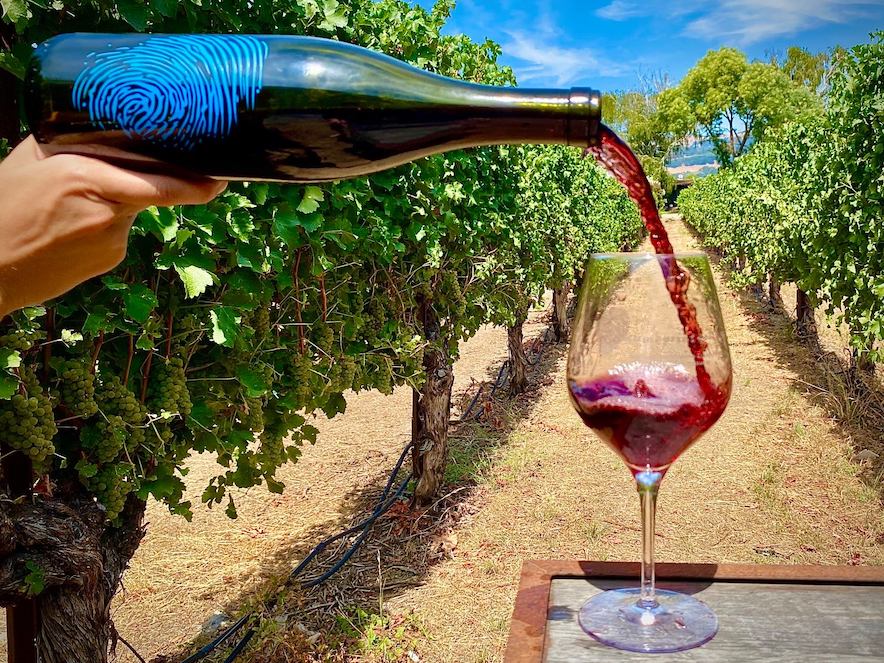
[23,33,601,182]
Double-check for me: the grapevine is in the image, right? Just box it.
[679,34,884,359]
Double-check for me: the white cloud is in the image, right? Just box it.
[595,0,878,44]
[502,30,629,86]
[683,0,879,44]
[596,1,645,21]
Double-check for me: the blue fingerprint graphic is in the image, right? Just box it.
[72,35,268,150]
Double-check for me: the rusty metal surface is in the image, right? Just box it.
[503,561,884,663]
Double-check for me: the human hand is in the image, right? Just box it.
[0,136,226,318]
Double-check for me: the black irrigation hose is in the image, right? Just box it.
[457,318,556,423]
[299,474,412,589]
[179,310,562,661]
[286,451,412,583]
[455,382,486,422]
[179,444,413,663]
[180,615,251,663]
[380,437,413,502]
[201,477,416,662]
[527,326,556,367]
[221,629,255,663]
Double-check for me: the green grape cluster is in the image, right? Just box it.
[324,355,358,393]
[258,429,286,469]
[313,324,335,354]
[80,415,127,464]
[0,329,44,353]
[373,358,394,395]
[147,356,192,418]
[80,464,134,521]
[339,356,357,391]
[440,271,467,316]
[96,375,148,452]
[417,279,433,300]
[57,357,98,417]
[351,288,366,316]
[0,368,56,471]
[363,298,386,344]
[242,396,265,432]
[253,305,271,342]
[291,353,312,404]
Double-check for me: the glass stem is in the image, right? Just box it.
[636,470,662,608]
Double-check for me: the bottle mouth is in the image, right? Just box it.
[568,88,602,148]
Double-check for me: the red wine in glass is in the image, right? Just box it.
[569,364,730,476]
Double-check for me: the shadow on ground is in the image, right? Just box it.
[153,317,568,663]
[735,290,884,503]
[683,223,884,508]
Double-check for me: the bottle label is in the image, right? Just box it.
[71,34,269,150]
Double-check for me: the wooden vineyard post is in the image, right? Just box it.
[508,303,529,396]
[2,449,39,663]
[768,273,783,310]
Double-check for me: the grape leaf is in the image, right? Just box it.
[118,0,150,30]
[0,374,17,399]
[175,265,215,299]
[209,308,239,347]
[297,186,325,214]
[0,349,21,370]
[122,284,158,323]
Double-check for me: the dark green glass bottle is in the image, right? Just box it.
[24,33,601,182]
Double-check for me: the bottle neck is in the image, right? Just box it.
[437,85,602,148]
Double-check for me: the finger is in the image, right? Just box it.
[53,154,228,208]
[91,164,228,207]
[0,136,44,168]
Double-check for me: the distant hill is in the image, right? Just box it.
[666,139,718,177]
[665,134,755,179]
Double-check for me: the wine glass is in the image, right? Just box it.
[567,252,732,653]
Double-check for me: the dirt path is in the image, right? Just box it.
[380,215,884,662]
[3,216,881,663]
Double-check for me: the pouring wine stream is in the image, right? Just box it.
[570,125,733,638]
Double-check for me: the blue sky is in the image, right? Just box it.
[414,0,884,90]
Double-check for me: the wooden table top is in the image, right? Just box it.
[505,561,884,662]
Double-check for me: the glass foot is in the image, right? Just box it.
[578,588,718,653]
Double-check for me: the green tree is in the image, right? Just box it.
[779,46,829,90]
[602,84,678,204]
[659,47,819,166]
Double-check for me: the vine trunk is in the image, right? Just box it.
[508,304,529,396]
[552,282,571,342]
[0,486,145,662]
[412,302,453,505]
[768,274,783,310]
[796,288,817,341]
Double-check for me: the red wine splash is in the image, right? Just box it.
[586,125,715,397]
